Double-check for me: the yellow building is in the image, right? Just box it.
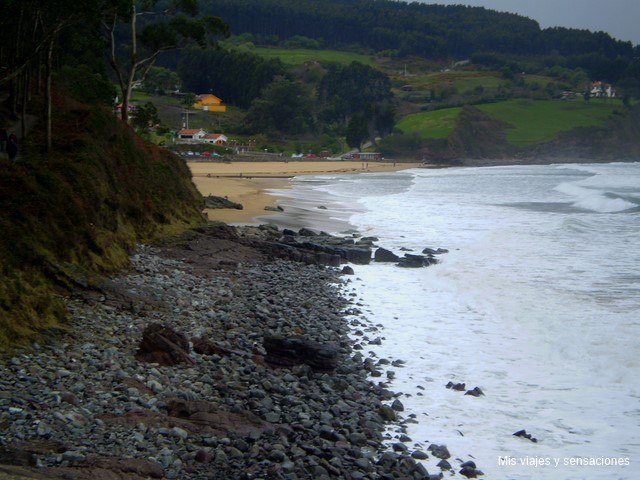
[193,94,227,112]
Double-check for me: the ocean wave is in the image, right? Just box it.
[554,182,638,213]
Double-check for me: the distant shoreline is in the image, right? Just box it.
[188,160,417,225]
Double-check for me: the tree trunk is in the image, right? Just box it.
[21,69,29,140]
[45,39,54,152]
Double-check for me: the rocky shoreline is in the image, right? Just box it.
[0,224,466,480]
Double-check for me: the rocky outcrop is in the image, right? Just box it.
[375,247,400,262]
[204,195,243,210]
[513,429,538,442]
[263,336,340,371]
[135,324,195,366]
[398,253,438,268]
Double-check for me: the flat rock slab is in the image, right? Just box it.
[264,335,339,371]
[99,399,273,438]
[135,323,195,366]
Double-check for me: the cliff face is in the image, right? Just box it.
[447,105,515,159]
[531,104,640,161]
[0,98,204,348]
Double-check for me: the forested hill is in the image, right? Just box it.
[201,0,636,64]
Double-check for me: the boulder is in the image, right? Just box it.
[427,444,450,460]
[135,323,195,366]
[513,429,538,442]
[282,228,296,236]
[341,266,355,275]
[465,386,484,397]
[298,227,318,236]
[263,336,339,371]
[263,205,284,212]
[343,247,372,265]
[204,195,243,210]
[192,337,244,357]
[398,254,430,268]
[374,247,400,262]
[422,247,449,255]
[446,381,466,391]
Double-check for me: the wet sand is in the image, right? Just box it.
[189,161,416,224]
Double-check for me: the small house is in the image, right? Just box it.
[177,128,206,142]
[202,133,228,145]
[193,94,227,112]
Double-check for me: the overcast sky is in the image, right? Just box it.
[419,0,640,45]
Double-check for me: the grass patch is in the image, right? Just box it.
[396,107,462,139]
[0,99,204,349]
[252,47,375,66]
[395,98,619,145]
[477,99,619,146]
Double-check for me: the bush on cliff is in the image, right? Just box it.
[0,96,204,348]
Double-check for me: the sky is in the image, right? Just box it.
[419,0,640,45]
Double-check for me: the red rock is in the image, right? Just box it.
[135,323,195,366]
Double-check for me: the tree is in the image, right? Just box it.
[244,77,313,135]
[0,0,100,150]
[346,113,368,150]
[102,0,228,123]
[143,66,181,94]
[131,101,160,132]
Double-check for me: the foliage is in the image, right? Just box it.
[250,47,375,66]
[177,46,286,108]
[0,102,203,348]
[102,0,229,122]
[244,77,313,134]
[143,66,182,94]
[345,112,369,149]
[131,101,160,132]
[201,0,636,65]
[318,61,393,123]
[55,65,117,105]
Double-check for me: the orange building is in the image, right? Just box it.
[193,94,227,112]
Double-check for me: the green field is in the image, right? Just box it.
[396,107,463,139]
[252,47,375,66]
[397,99,620,145]
[477,99,620,146]
[396,70,503,92]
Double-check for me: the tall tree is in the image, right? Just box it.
[102,0,228,122]
[0,0,99,150]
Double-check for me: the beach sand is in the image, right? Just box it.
[189,160,416,224]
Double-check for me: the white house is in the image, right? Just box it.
[177,128,206,142]
[202,133,228,145]
[590,81,616,98]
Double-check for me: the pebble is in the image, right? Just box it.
[0,235,465,479]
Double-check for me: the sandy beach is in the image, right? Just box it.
[189,160,416,224]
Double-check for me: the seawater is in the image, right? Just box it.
[269,162,640,479]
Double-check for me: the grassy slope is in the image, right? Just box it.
[251,46,375,66]
[0,96,204,348]
[396,107,462,139]
[397,99,621,145]
[477,99,621,146]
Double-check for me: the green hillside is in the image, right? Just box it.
[477,99,621,146]
[396,107,463,139]
[397,99,621,146]
[252,46,375,66]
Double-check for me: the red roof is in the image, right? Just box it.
[178,128,203,135]
[203,133,224,139]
